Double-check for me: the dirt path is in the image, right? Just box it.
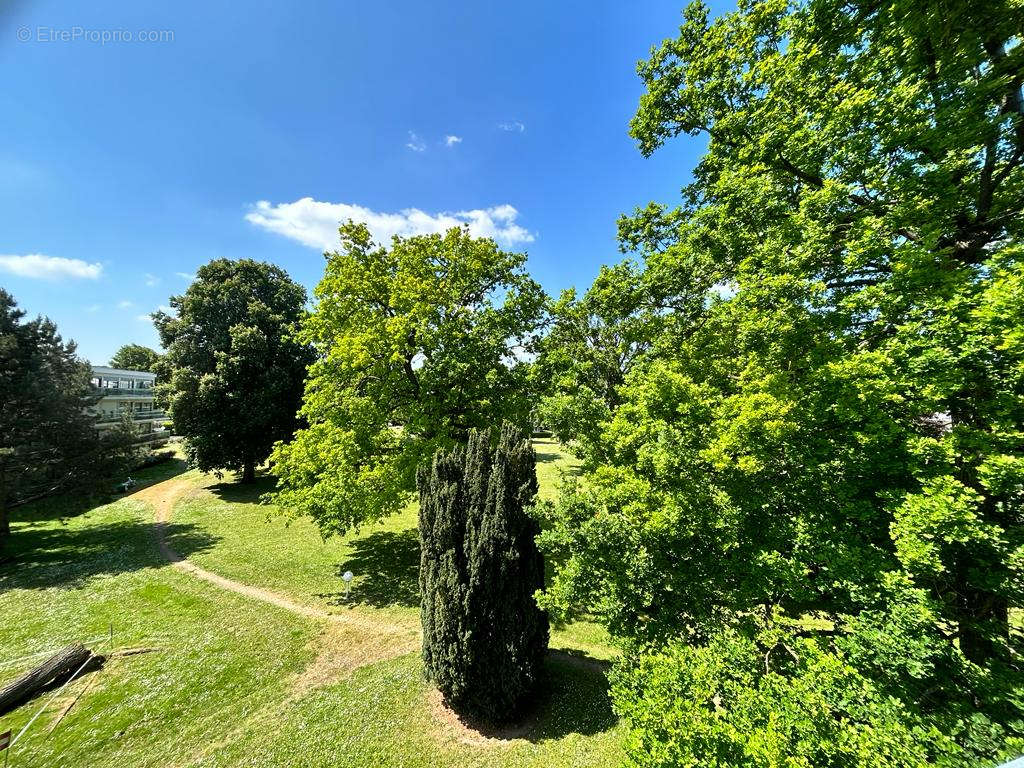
[131,471,605,680]
[133,475,417,637]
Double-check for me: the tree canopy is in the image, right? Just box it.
[270,222,547,536]
[109,344,161,372]
[154,259,312,483]
[539,0,1024,764]
[533,260,657,461]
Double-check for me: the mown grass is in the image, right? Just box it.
[171,438,612,659]
[0,440,623,767]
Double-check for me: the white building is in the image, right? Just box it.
[90,366,168,446]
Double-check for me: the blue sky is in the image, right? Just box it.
[0,0,728,363]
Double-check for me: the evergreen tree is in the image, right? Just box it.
[0,290,135,551]
[418,425,548,723]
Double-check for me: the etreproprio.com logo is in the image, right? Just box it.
[17,26,175,44]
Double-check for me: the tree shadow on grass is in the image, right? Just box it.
[205,473,278,504]
[0,519,218,591]
[435,649,618,742]
[317,528,421,609]
[527,651,618,741]
[534,450,561,464]
[11,456,191,525]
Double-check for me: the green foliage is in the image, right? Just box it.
[418,425,549,722]
[0,290,135,550]
[539,0,1024,764]
[533,262,658,461]
[611,623,984,768]
[270,223,547,535]
[153,259,312,483]
[109,343,161,372]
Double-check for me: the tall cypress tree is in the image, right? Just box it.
[418,424,548,723]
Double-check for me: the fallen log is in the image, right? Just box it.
[0,644,103,716]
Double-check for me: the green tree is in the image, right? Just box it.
[270,223,547,535]
[0,290,135,551]
[533,261,657,461]
[154,259,312,483]
[418,425,548,722]
[109,344,161,372]
[541,0,1024,763]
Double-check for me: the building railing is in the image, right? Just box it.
[95,411,167,425]
[93,387,156,398]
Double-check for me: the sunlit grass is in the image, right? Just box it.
[0,439,622,767]
[171,438,612,657]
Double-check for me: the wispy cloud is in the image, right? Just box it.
[86,303,102,313]
[0,253,102,280]
[246,198,535,250]
[405,131,426,152]
[118,299,135,309]
[144,273,160,287]
[498,120,525,133]
[444,135,462,147]
[175,271,195,281]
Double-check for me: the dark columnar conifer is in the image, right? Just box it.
[417,424,548,723]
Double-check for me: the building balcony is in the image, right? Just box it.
[95,411,167,425]
[93,387,157,399]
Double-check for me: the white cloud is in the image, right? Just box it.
[444,135,462,147]
[86,303,102,313]
[498,120,525,133]
[144,273,160,287]
[118,300,134,309]
[0,253,102,280]
[175,271,195,281]
[405,131,426,152]
[245,198,535,250]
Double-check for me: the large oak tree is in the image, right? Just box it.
[270,223,546,535]
[540,0,1024,764]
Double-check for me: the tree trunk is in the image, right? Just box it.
[957,585,1009,664]
[241,456,256,484]
[0,644,102,715]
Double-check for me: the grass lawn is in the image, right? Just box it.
[0,440,623,767]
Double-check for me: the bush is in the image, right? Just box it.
[134,450,175,470]
[611,626,966,768]
[417,424,549,722]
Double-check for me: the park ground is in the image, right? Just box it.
[0,440,623,768]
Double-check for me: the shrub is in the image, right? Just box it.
[611,622,1024,768]
[134,450,175,470]
[417,424,549,722]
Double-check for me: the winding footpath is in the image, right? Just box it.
[133,474,415,635]
[131,470,607,673]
